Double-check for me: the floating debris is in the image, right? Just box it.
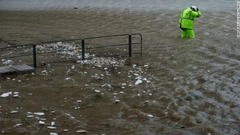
[50,132,58,135]
[77,100,82,103]
[39,121,45,125]
[33,112,45,116]
[76,130,88,134]
[51,121,55,126]
[80,57,125,68]
[13,124,22,127]
[63,129,68,132]
[13,92,19,98]
[119,91,124,94]
[135,79,143,85]
[0,92,12,98]
[65,77,75,81]
[10,110,18,114]
[94,90,101,93]
[2,59,13,65]
[147,114,154,118]
[47,126,57,129]
[41,70,48,75]
[115,100,120,103]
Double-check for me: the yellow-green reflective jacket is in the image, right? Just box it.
[179,7,202,29]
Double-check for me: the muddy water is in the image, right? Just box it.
[0,1,240,135]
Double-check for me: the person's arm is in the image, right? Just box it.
[192,11,202,18]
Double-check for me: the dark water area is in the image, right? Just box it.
[0,0,237,11]
[0,0,240,135]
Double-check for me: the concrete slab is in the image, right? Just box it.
[0,64,35,75]
[0,66,16,74]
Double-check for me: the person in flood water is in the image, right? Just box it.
[179,6,202,39]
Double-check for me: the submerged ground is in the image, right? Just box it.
[0,1,239,135]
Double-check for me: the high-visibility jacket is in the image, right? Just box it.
[179,7,202,29]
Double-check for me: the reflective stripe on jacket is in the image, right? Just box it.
[179,7,201,29]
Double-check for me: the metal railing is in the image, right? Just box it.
[0,33,142,68]
[81,33,142,59]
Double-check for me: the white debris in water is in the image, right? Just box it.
[13,92,19,97]
[102,83,112,89]
[13,123,22,127]
[50,132,58,135]
[0,91,18,98]
[27,115,34,118]
[2,59,14,65]
[74,106,80,109]
[0,92,12,98]
[135,79,143,85]
[33,112,45,116]
[39,121,45,125]
[11,110,18,114]
[94,90,101,93]
[80,57,125,68]
[115,99,120,103]
[41,70,48,75]
[77,100,82,103]
[40,118,46,121]
[76,130,88,134]
[51,121,55,126]
[63,129,68,132]
[119,91,124,94]
[147,114,154,118]
[48,126,57,129]
[65,77,75,81]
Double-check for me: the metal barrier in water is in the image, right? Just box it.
[0,33,142,72]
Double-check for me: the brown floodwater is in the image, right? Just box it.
[0,2,239,135]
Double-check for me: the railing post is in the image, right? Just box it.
[140,34,143,56]
[128,34,132,57]
[33,44,37,68]
[81,39,85,60]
